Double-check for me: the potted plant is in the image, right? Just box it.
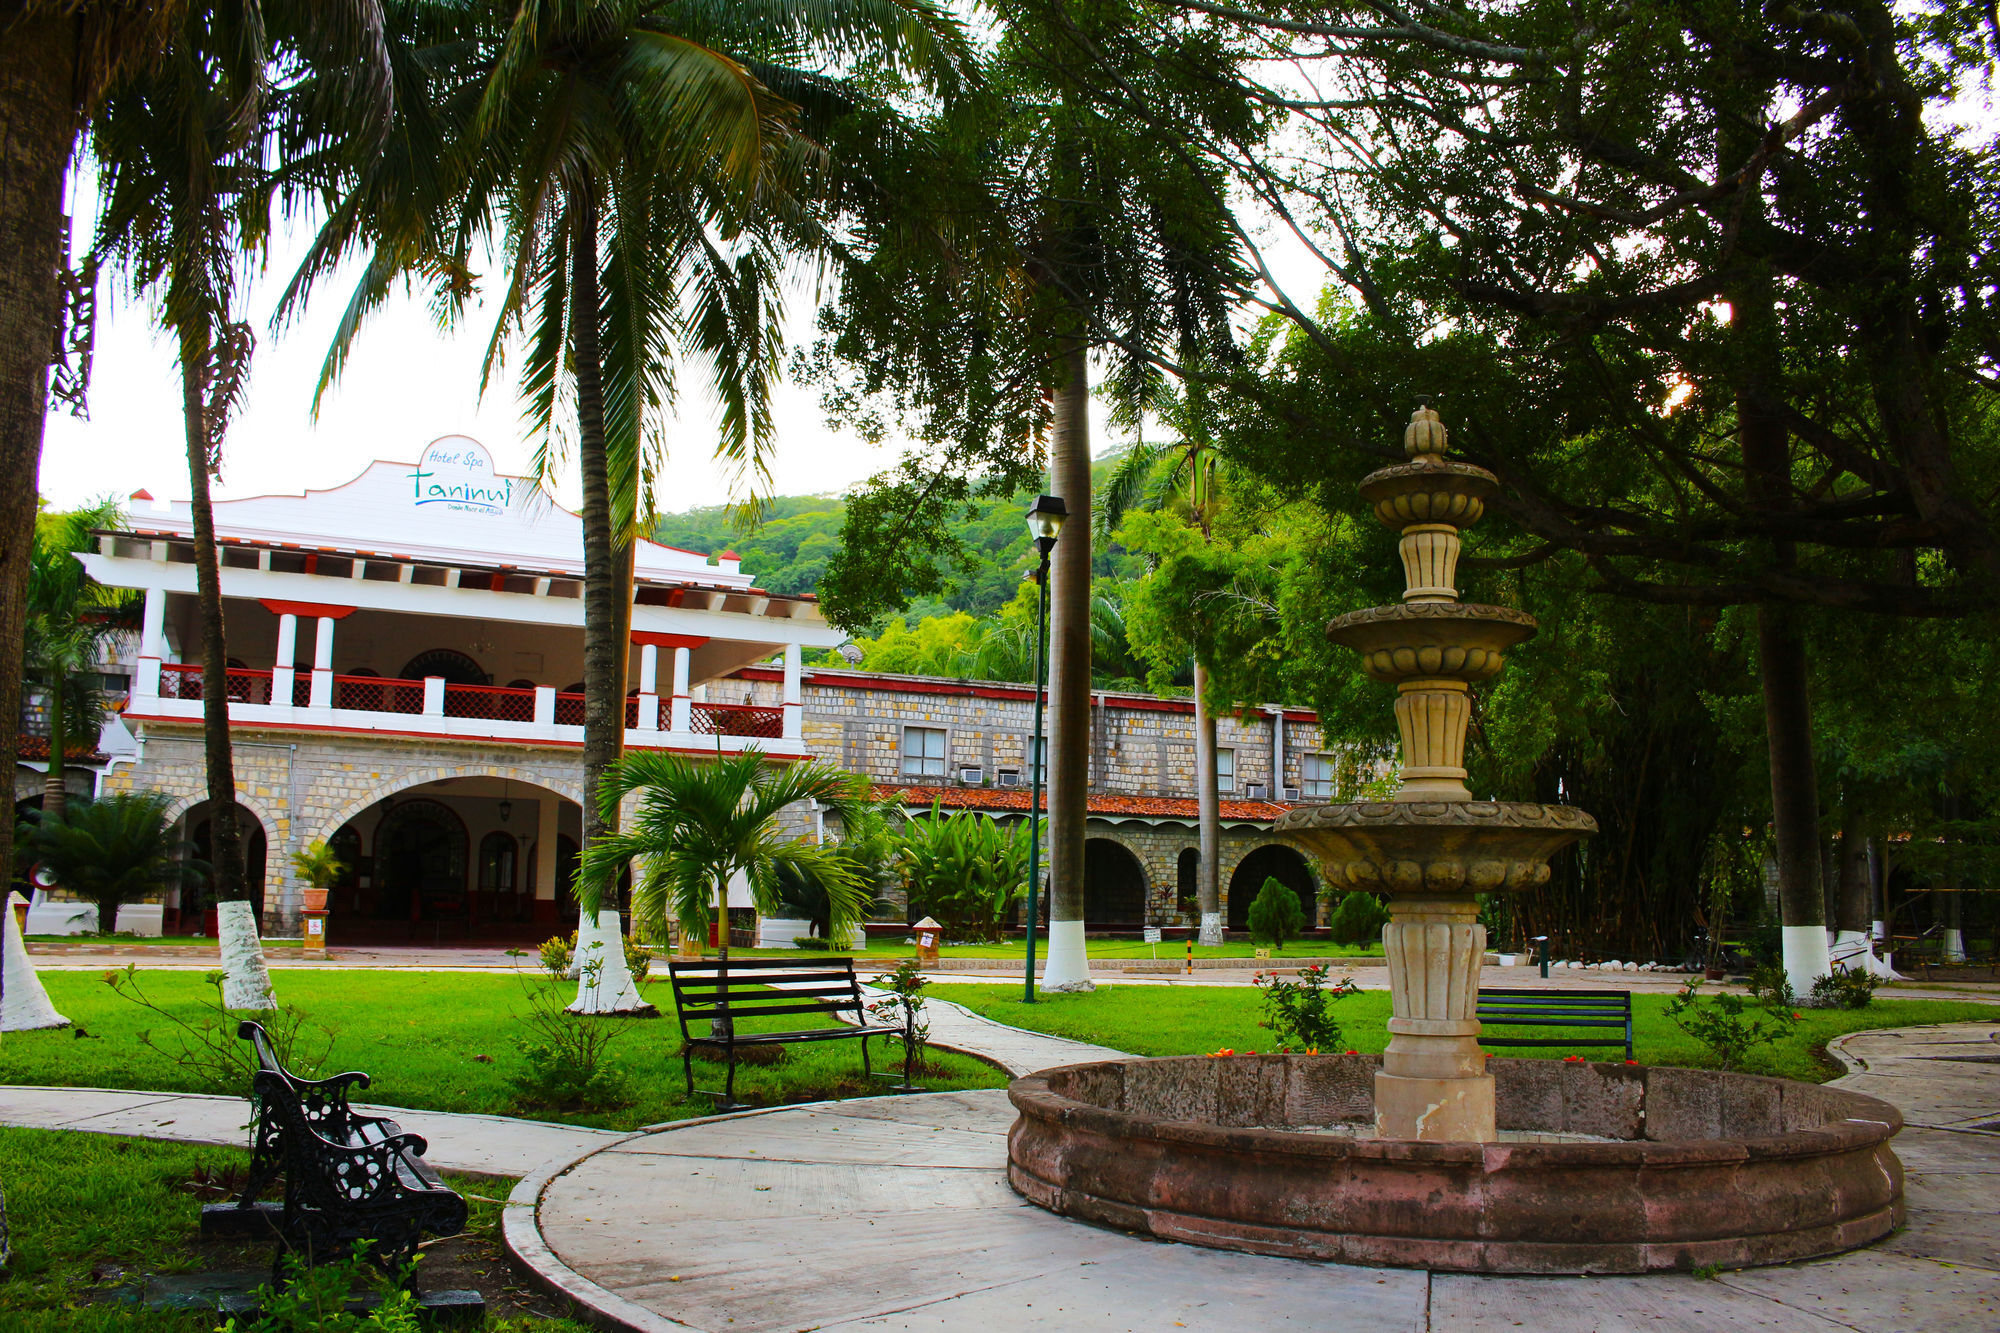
[290,839,346,914]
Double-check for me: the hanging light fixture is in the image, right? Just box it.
[497,779,513,824]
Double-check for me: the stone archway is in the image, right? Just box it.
[1226,842,1320,933]
[308,764,585,849]
[1084,837,1149,928]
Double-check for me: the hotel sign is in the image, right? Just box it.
[408,436,513,516]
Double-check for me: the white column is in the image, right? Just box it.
[534,797,560,927]
[135,587,166,698]
[782,643,803,740]
[308,615,335,708]
[423,675,445,715]
[637,642,660,730]
[670,646,692,732]
[533,685,556,726]
[271,613,298,708]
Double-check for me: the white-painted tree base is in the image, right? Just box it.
[1942,928,1967,964]
[1829,929,1903,981]
[1198,912,1223,948]
[2,896,70,1032]
[216,900,277,1011]
[567,909,656,1015]
[1781,923,1834,999]
[1041,918,1094,992]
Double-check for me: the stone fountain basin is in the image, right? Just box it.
[1007,1054,1904,1275]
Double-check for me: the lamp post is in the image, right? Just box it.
[1022,494,1067,1003]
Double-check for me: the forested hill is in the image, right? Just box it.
[647,456,1142,625]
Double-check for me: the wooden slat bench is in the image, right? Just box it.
[667,955,912,1111]
[1476,988,1634,1062]
[204,1020,472,1291]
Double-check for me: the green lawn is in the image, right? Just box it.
[749,938,1383,960]
[26,936,301,947]
[0,1127,583,1331]
[0,970,1005,1131]
[944,984,2000,1082]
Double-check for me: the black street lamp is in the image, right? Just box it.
[1022,494,1067,1003]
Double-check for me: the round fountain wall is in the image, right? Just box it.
[1007,1053,1904,1274]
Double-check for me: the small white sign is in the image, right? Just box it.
[1143,927,1162,944]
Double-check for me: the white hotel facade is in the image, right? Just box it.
[29,437,1336,941]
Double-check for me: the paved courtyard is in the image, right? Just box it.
[511,1023,2000,1332]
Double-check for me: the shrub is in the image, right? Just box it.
[898,802,1030,941]
[1254,964,1360,1052]
[792,936,838,950]
[538,929,653,981]
[105,964,334,1093]
[1663,978,1797,1071]
[1327,890,1390,946]
[1811,969,1883,1010]
[504,948,634,1111]
[1748,960,1796,1008]
[1247,877,1306,948]
[867,957,933,1075]
[18,792,203,933]
[219,1243,422,1331]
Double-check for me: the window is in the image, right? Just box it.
[1215,748,1236,793]
[1302,753,1335,800]
[901,725,947,778]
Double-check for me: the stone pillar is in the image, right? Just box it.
[533,797,560,927]
[1376,895,1492,1140]
[309,615,335,708]
[272,612,298,708]
[636,642,660,730]
[782,643,803,740]
[670,647,692,732]
[135,586,166,698]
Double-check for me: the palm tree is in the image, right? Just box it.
[290,1,967,1008]
[89,1,390,1008]
[23,500,136,823]
[579,750,874,969]
[19,791,205,934]
[1097,388,1228,942]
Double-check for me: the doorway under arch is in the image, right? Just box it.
[188,805,270,929]
[374,798,470,922]
[1084,838,1149,928]
[1226,843,1318,933]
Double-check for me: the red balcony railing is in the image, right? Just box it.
[692,701,784,738]
[332,673,425,714]
[553,690,585,726]
[442,681,537,723]
[160,663,273,704]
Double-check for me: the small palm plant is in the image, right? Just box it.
[19,792,204,934]
[578,751,874,966]
[288,839,347,912]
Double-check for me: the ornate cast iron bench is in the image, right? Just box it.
[667,955,913,1111]
[203,1020,471,1282]
[1476,987,1634,1062]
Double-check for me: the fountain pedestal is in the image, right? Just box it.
[1378,894,1491,1138]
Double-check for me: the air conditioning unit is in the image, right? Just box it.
[1244,782,1268,800]
[959,765,986,786]
[1282,786,1302,802]
[996,769,1021,788]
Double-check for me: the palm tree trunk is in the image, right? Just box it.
[184,339,273,1010]
[573,188,622,853]
[1043,332,1093,991]
[0,13,79,918]
[1193,658,1222,945]
[42,663,67,823]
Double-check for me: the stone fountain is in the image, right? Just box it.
[1005,406,1904,1273]
[1275,403,1596,1141]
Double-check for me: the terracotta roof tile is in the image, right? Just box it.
[16,735,102,762]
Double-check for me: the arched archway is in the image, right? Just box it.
[1175,847,1199,916]
[187,802,271,927]
[399,648,489,686]
[375,798,469,922]
[1084,838,1148,928]
[1227,843,1318,933]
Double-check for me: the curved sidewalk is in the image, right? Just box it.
[514,1022,2000,1333]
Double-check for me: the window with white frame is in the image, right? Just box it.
[1301,752,1335,800]
[1214,747,1236,793]
[901,725,948,778]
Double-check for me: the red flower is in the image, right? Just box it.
[1345,1049,1358,1056]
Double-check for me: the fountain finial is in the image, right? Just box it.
[1403,402,1448,458]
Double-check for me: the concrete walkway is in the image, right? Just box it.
[0,1084,621,1179]
[514,1022,2000,1332]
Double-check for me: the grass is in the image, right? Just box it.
[746,938,1384,960]
[0,969,1006,1132]
[27,936,301,947]
[0,1127,586,1331]
[944,983,2000,1082]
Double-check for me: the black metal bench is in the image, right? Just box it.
[205,1020,470,1284]
[1476,988,1634,1062]
[667,955,913,1110]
